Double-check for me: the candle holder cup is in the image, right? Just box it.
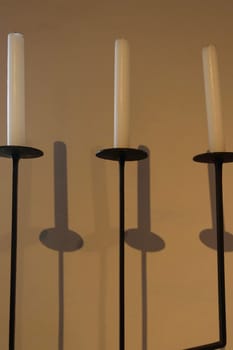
[96,147,148,350]
[0,145,43,350]
[184,151,233,350]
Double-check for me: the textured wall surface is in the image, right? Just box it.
[0,1,233,349]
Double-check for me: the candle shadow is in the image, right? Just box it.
[86,152,117,350]
[39,141,84,350]
[199,162,233,251]
[125,145,165,350]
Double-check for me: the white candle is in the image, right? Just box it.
[202,45,224,152]
[7,33,26,145]
[114,39,130,147]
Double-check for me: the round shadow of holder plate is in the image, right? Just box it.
[40,228,83,252]
[200,229,233,252]
[125,229,165,252]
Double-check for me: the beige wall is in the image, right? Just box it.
[0,0,233,349]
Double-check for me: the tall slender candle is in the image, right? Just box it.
[114,39,130,147]
[7,33,26,145]
[202,45,224,152]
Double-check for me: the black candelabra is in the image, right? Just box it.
[0,145,43,350]
[1,144,229,350]
[96,147,148,350]
[184,151,233,350]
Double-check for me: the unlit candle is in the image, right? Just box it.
[202,45,224,152]
[114,39,130,147]
[7,33,25,145]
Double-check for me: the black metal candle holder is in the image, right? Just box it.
[185,151,233,350]
[0,145,43,350]
[96,147,148,350]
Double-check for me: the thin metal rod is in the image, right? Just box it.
[215,161,226,346]
[9,156,19,350]
[185,161,226,350]
[119,157,125,350]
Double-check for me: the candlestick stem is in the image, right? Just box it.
[0,145,43,350]
[119,156,125,350]
[9,156,19,350]
[215,161,226,345]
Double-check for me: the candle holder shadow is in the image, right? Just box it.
[96,147,148,350]
[125,145,165,252]
[200,228,233,251]
[184,152,233,350]
[199,161,233,252]
[39,141,83,350]
[0,145,43,350]
[125,145,165,350]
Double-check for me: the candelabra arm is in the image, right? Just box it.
[184,152,231,350]
[96,147,148,350]
[0,145,43,350]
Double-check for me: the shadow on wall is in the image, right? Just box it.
[88,150,117,350]
[39,141,84,350]
[125,145,165,350]
[199,163,233,251]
